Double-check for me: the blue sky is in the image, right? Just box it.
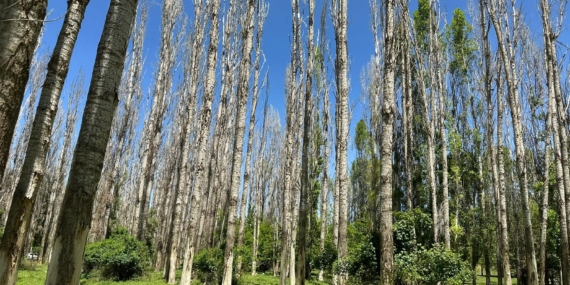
[37,0,564,162]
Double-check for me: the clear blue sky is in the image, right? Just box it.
[37,0,563,161]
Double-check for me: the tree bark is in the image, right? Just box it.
[237,2,266,274]
[377,0,398,283]
[44,0,138,283]
[221,0,256,282]
[135,0,181,242]
[332,0,349,284]
[296,0,314,283]
[0,0,47,185]
[487,1,539,283]
[179,0,221,283]
[496,62,513,285]
[0,2,89,283]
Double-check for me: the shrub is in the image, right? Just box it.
[395,245,474,285]
[333,236,379,285]
[194,247,224,284]
[83,228,149,281]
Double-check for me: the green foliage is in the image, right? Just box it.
[84,228,150,281]
[445,8,476,79]
[413,0,432,48]
[194,248,224,284]
[393,209,433,253]
[311,234,337,271]
[395,245,474,285]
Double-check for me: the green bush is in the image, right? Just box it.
[333,236,379,285]
[83,228,149,281]
[194,247,224,284]
[395,245,474,285]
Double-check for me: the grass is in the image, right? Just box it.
[476,275,518,285]
[17,263,327,285]
[17,262,516,285]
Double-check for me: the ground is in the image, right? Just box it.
[17,262,516,285]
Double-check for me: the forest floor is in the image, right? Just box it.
[17,262,515,285]
[16,262,328,285]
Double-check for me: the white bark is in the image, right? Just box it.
[45,0,138,283]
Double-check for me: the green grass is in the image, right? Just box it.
[476,275,518,285]
[17,263,327,285]
[17,262,516,285]
[239,273,328,285]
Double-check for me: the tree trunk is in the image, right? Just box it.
[221,0,256,282]
[539,105,551,285]
[487,1,538,283]
[332,0,349,284]
[296,0,314,283]
[44,0,138,283]
[376,0,397,283]
[0,2,89,282]
[539,3,570,284]
[135,0,180,242]
[179,0,221,283]
[237,2,265,273]
[0,0,47,184]
[496,63,513,285]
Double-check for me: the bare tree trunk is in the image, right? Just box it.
[318,10,331,278]
[221,0,256,282]
[135,0,181,242]
[487,1,538,283]
[0,2,89,282]
[296,0,314,283]
[44,0,138,283]
[179,0,221,283]
[539,3,570,283]
[280,0,301,282]
[402,24,414,212]
[0,0,47,184]
[496,64,513,285]
[332,0,349,284]
[539,104,552,285]
[545,39,570,285]
[377,0,397,282]
[90,3,147,243]
[44,77,83,265]
[237,3,266,276]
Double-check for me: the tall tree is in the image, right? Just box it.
[221,0,257,282]
[540,1,570,282]
[378,0,397,282]
[297,0,315,283]
[44,0,139,283]
[332,0,349,284]
[486,0,539,283]
[179,0,222,282]
[0,0,47,185]
[237,0,267,275]
[0,1,90,282]
[135,0,182,242]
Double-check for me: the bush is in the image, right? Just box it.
[83,228,149,281]
[395,245,474,285]
[194,247,224,284]
[333,236,379,285]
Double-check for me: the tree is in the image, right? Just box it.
[296,0,315,283]
[378,0,397,282]
[135,0,182,242]
[332,0,349,284]
[221,0,257,282]
[0,1,90,283]
[486,0,539,283]
[0,0,47,187]
[44,0,139,283]
[179,0,221,282]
